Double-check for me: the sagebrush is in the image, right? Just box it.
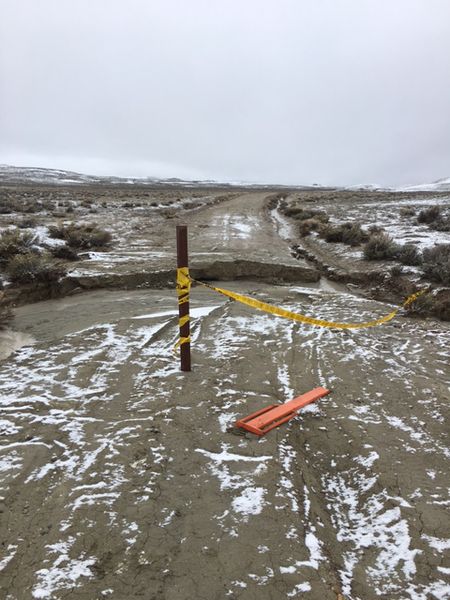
[321,222,368,246]
[363,233,398,260]
[417,206,441,224]
[6,253,67,284]
[49,223,112,249]
[396,244,422,266]
[0,229,37,264]
[422,244,450,286]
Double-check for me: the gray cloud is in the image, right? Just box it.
[1,0,450,185]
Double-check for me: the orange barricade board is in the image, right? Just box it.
[235,387,330,436]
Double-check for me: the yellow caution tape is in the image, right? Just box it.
[176,267,191,305]
[175,267,191,350]
[179,314,190,328]
[190,278,428,330]
[174,335,191,350]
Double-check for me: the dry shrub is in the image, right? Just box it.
[0,198,50,214]
[22,202,40,214]
[431,216,450,232]
[49,223,112,249]
[321,225,344,243]
[431,291,450,320]
[364,232,422,265]
[417,206,441,224]
[406,290,450,321]
[405,293,434,318]
[313,212,329,224]
[5,253,66,284]
[396,244,422,266]
[0,229,37,264]
[297,209,328,222]
[281,205,303,218]
[284,206,329,222]
[17,217,38,229]
[422,244,450,286]
[161,209,176,219]
[322,222,368,246]
[417,205,450,231]
[363,233,398,260]
[399,206,416,217]
[390,265,404,277]
[49,244,80,261]
[298,218,325,237]
[0,198,23,214]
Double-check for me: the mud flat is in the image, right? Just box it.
[0,185,449,599]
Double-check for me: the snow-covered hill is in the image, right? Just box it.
[397,177,450,192]
[0,164,287,189]
[0,164,206,186]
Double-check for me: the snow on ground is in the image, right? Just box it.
[210,214,260,241]
[339,197,450,251]
[0,286,449,598]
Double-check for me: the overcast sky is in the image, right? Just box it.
[1,0,449,186]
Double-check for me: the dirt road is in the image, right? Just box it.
[68,191,315,281]
[0,192,449,599]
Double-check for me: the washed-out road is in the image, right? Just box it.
[0,191,449,600]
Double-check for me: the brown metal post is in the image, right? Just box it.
[176,225,191,371]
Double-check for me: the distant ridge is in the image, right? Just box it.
[0,164,311,189]
[0,164,222,187]
[1,164,448,191]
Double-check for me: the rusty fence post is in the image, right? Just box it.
[176,225,191,371]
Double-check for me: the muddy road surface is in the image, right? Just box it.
[66,191,316,283]
[0,191,449,599]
